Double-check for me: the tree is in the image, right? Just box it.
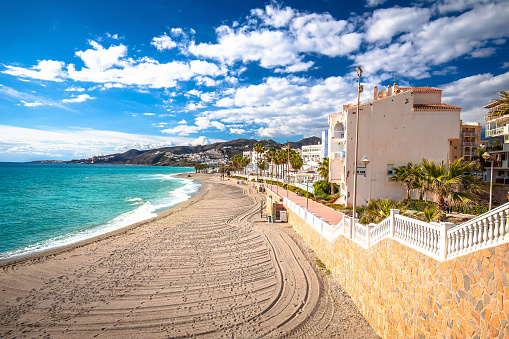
[257,159,267,176]
[253,143,266,177]
[289,151,303,171]
[490,90,509,118]
[359,199,405,224]
[317,157,329,180]
[420,158,481,219]
[389,162,421,199]
[231,154,243,172]
[421,206,440,223]
[240,156,250,175]
[266,147,277,180]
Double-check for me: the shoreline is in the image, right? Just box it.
[0,172,208,268]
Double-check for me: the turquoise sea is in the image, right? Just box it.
[0,163,198,262]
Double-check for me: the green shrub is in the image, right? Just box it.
[404,199,433,212]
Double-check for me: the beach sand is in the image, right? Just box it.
[0,173,378,338]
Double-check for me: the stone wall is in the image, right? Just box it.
[284,207,509,338]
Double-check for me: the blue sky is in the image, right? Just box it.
[1,0,508,161]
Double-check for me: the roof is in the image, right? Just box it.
[413,104,461,111]
[399,87,442,93]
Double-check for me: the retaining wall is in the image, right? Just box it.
[284,207,509,338]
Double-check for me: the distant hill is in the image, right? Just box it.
[63,136,321,166]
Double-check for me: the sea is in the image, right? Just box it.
[0,163,199,262]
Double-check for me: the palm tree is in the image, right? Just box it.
[389,162,421,199]
[231,154,243,172]
[360,199,405,224]
[490,90,509,118]
[317,157,329,180]
[266,147,276,183]
[253,143,265,178]
[420,158,480,219]
[421,206,440,223]
[289,151,303,172]
[241,156,250,175]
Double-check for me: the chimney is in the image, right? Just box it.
[387,85,393,96]
[373,86,378,101]
[393,82,398,93]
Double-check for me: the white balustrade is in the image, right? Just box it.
[271,184,509,262]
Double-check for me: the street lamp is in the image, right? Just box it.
[482,151,494,210]
[351,66,363,222]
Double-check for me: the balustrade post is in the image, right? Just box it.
[352,218,359,240]
[440,222,455,261]
[320,218,325,234]
[390,209,399,239]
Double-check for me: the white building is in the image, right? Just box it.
[328,83,461,207]
[301,144,323,171]
[484,97,509,183]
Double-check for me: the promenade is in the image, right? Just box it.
[265,183,345,225]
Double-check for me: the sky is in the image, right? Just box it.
[1,0,509,162]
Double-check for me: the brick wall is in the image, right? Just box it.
[285,207,509,338]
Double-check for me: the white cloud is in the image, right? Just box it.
[151,34,177,51]
[61,94,95,103]
[0,125,223,161]
[191,136,210,146]
[20,100,43,107]
[354,2,509,79]
[143,112,155,116]
[75,40,127,71]
[0,85,73,111]
[65,86,86,92]
[441,70,509,122]
[2,60,66,82]
[364,7,431,42]
[365,0,387,7]
[178,119,187,124]
[229,128,246,134]
[188,4,361,71]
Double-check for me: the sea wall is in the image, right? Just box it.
[284,207,509,338]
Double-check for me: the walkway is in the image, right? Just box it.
[265,184,345,225]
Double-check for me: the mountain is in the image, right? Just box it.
[64,136,321,166]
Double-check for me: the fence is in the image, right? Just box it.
[271,188,509,262]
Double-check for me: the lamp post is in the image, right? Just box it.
[351,66,363,220]
[482,151,494,210]
[287,141,290,200]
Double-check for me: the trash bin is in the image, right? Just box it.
[279,210,287,222]
[267,216,272,222]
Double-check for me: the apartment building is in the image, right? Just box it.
[301,144,323,171]
[484,99,509,183]
[460,121,481,162]
[328,83,461,207]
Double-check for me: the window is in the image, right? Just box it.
[387,164,394,176]
[454,146,457,150]
[357,164,366,175]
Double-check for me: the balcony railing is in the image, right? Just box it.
[461,132,479,137]
[332,131,345,140]
[461,141,478,146]
[486,127,505,138]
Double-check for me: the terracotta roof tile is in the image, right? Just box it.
[413,104,461,110]
[399,87,442,92]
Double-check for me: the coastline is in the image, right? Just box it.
[0,172,207,268]
[0,173,378,337]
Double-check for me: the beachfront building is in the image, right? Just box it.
[460,121,481,162]
[321,130,329,159]
[483,98,509,183]
[328,83,461,207]
[301,144,323,171]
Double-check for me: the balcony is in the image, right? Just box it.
[486,126,505,138]
[461,141,478,146]
[331,131,345,141]
[461,132,479,137]
[331,151,345,161]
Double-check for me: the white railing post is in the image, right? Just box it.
[440,222,455,261]
[352,218,359,239]
[390,209,399,239]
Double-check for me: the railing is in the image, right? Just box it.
[486,127,504,138]
[461,132,479,137]
[270,186,509,262]
[332,132,345,140]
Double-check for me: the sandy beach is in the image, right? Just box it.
[0,173,378,338]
